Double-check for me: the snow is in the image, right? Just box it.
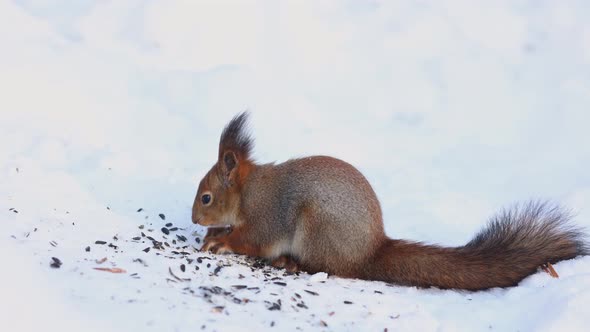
[2,1,590,331]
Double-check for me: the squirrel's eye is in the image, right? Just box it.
[201,194,212,205]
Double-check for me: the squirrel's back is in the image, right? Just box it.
[277,156,384,230]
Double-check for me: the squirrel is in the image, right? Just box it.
[192,112,588,291]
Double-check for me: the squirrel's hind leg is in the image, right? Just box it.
[270,255,299,273]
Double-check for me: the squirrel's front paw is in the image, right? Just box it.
[201,239,234,255]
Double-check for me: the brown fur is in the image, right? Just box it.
[192,112,588,291]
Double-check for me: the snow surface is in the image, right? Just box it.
[2,1,590,331]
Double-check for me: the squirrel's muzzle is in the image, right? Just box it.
[191,204,201,224]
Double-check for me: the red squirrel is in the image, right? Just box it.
[192,112,588,291]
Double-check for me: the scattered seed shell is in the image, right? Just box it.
[94,267,126,274]
[50,257,62,268]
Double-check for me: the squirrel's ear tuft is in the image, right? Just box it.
[218,111,254,162]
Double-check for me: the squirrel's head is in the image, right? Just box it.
[192,112,254,227]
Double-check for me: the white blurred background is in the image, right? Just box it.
[2,0,590,246]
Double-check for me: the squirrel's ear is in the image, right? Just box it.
[220,150,238,186]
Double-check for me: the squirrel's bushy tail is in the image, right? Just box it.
[366,201,588,290]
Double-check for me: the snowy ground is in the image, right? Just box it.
[2,1,590,331]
